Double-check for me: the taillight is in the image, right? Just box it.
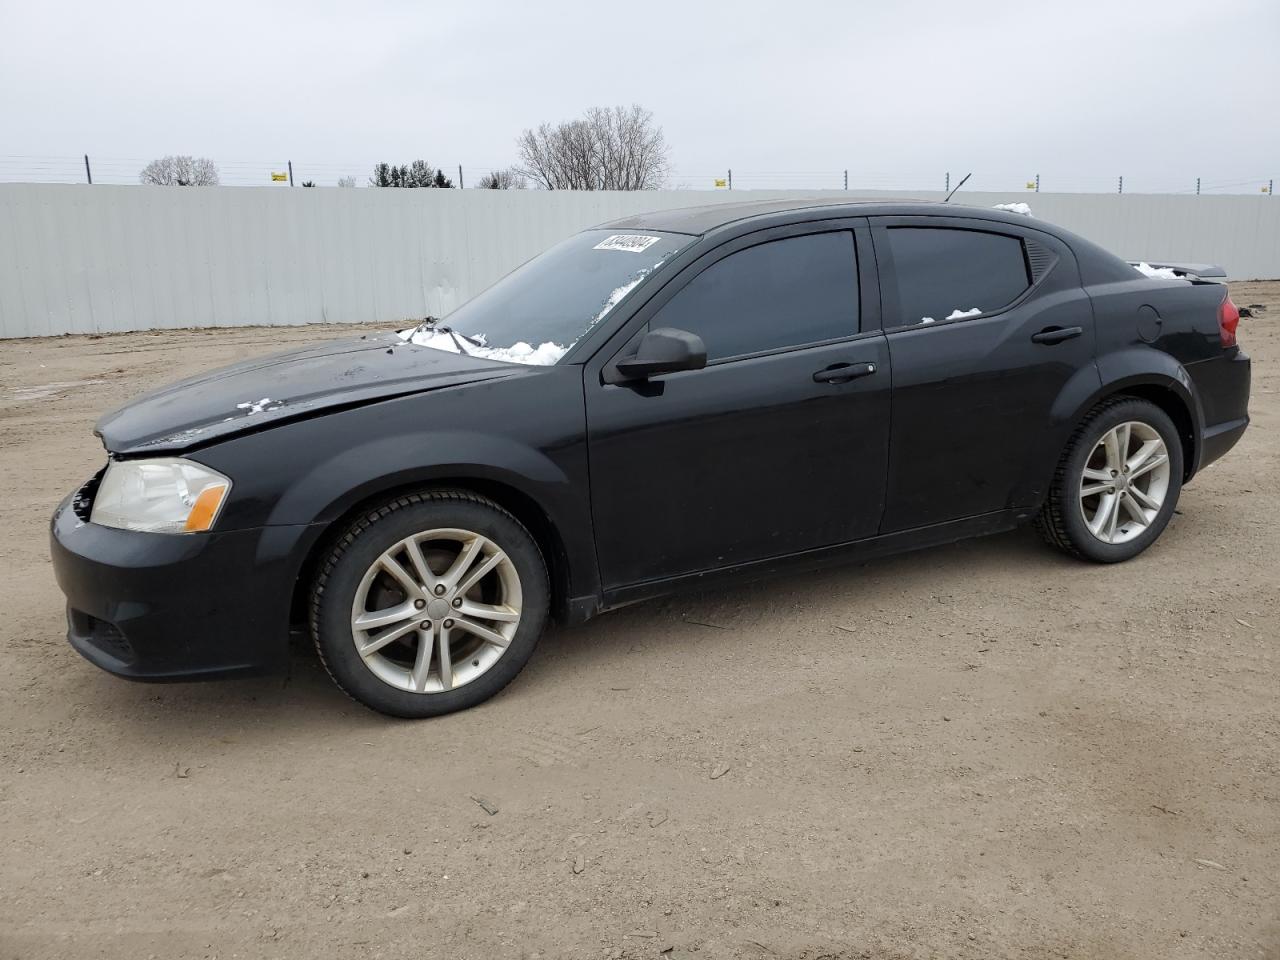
[1218,294,1240,349]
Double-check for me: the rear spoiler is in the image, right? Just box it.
[1128,260,1228,283]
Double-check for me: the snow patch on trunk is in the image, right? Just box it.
[1132,262,1189,281]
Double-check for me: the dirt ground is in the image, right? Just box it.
[1,285,1276,960]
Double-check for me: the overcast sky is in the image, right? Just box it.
[3,0,1277,193]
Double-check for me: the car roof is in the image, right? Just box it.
[597,197,1037,236]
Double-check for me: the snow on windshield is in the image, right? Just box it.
[594,264,661,324]
[398,328,569,366]
[397,236,682,366]
[397,269,655,366]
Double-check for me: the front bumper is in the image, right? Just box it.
[50,484,317,681]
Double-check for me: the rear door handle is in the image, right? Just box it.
[1031,325,1084,345]
[813,361,877,384]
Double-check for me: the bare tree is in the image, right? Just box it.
[139,155,220,186]
[516,105,670,190]
[337,175,357,188]
[477,167,526,190]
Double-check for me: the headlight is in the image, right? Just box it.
[90,457,232,534]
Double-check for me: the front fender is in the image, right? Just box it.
[267,430,573,527]
[193,369,597,605]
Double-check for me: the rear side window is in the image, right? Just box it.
[885,227,1030,327]
[652,231,859,361]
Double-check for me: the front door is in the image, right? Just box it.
[585,226,891,591]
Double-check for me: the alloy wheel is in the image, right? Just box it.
[350,528,522,694]
[1078,420,1171,545]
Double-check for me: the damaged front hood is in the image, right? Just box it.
[96,332,523,455]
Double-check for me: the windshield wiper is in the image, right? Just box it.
[443,328,484,355]
[410,315,440,337]
[410,316,485,353]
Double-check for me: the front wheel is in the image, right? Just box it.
[310,491,549,718]
[1035,398,1184,563]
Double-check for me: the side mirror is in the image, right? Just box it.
[614,327,707,380]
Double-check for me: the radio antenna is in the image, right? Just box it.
[944,172,972,202]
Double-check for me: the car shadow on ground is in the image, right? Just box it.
[528,524,1078,683]
[67,524,1072,736]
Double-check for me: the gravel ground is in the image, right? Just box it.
[1,285,1277,960]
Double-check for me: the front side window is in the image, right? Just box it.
[884,227,1030,327]
[650,231,859,362]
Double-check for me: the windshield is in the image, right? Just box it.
[399,229,691,365]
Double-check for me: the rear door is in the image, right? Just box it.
[870,216,1096,531]
[585,221,891,590]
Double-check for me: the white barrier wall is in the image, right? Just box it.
[2,184,1277,339]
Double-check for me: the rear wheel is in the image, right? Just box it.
[1035,398,1183,563]
[310,491,549,718]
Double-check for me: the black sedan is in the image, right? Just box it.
[50,199,1251,717]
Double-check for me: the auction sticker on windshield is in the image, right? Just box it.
[593,234,663,253]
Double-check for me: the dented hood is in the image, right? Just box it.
[96,332,522,455]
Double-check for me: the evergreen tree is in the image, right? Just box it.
[369,160,454,188]
[406,160,435,187]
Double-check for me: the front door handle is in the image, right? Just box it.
[813,361,878,384]
[1031,325,1084,345]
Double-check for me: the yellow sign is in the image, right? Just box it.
[271,172,288,182]
[1263,186,1271,194]
[1025,181,1036,190]
[714,178,727,188]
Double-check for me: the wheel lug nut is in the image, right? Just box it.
[434,585,446,596]
[452,597,462,608]
[443,619,454,629]
[414,599,426,609]
[420,621,431,630]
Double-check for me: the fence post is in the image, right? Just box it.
[843,169,847,190]
[1270,178,1274,197]
[1196,177,1201,195]
[458,164,464,189]
[84,154,92,185]
[728,169,732,191]
[1118,175,1123,195]
[288,161,294,186]
[1035,174,1040,193]
[945,172,950,193]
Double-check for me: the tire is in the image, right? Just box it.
[1035,397,1184,563]
[310,490,549,718]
